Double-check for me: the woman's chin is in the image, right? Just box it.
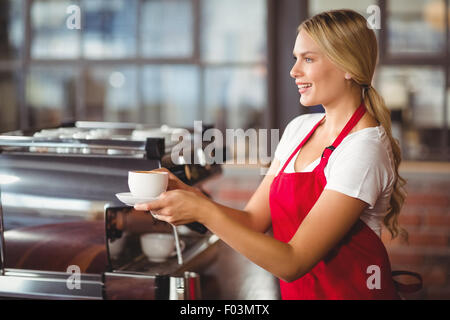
[300,96,317,107]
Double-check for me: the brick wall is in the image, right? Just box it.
[381,171,450,300]
[202,164,450,300]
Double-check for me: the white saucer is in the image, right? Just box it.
[115,192,158,206]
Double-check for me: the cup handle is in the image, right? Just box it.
[170,240,185,257]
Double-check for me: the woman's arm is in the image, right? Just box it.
[150,160,280,233]
[137,183,368,283]
[207,159,280,233]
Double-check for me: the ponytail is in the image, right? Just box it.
[364,87,408,242]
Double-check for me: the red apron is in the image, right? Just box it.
[269,103,400,300]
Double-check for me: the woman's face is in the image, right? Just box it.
[290,29,347,107]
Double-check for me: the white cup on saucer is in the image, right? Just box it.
[128,170,169,199]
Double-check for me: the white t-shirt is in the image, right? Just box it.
[274,113,396,237]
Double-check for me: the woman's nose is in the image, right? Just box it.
[290,62,303,79]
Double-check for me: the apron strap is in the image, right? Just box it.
[392,270,423,294]
[329,102,366,150]
[315,102,366,171]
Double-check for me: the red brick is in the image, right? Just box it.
[382,233,406,247]
[424,213,450,228]
[388,252,424,265]
[398,214,422,226]
[400,206,424,216]
[383,227,449,247]
[407,232,448,247]
[422,266,447,286]
[424,206,449,215]
[426,287,450,300]
[404,194,449,207]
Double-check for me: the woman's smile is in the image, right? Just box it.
[297,82,313,94]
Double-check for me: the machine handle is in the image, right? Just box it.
[184,222,208,234]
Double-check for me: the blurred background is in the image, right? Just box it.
[0,0,448,299]
[0,0,449,161]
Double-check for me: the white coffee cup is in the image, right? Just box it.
[140,233,176,262]
[128,170,169,198]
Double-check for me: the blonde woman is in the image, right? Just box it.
[134,10,413,299]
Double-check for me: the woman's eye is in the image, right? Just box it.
[305,57,313,63]
[293,56,297,61]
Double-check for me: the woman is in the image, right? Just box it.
[134,10,407,299]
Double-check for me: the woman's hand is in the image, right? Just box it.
[150,167,190,192]
[149,167,209,199]
[133,189,214,226]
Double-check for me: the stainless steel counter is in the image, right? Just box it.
[190,240,280,300]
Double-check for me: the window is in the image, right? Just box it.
[84,66,139,122]
[376,66,445,160]
[201,0,267,130]
[309,0,374,17]
[0,0,23,132]
[141,0,194,58]
[0,0,267,133]
[0,71,19,132]
[142,65,200,127]
[380,0,449,161]
[31,0,80,59]
[26,66,78,128]
[387,0,446,55]
[82,0,137,59]
[0,0,23,60]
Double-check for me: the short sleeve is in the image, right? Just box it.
[324,139,392,209]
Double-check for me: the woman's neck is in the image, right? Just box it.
[320,89,363,137]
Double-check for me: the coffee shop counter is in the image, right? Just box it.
[113,210,280,300]
[176,237,280,300]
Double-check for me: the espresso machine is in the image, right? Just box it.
[0,121,224,299]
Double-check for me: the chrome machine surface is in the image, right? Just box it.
[0,122,223,299]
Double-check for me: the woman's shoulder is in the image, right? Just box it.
[329,126,395,178]
[326,126,396,197]
[340,125,391,153]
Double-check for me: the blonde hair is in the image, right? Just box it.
[299,10,408,241]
